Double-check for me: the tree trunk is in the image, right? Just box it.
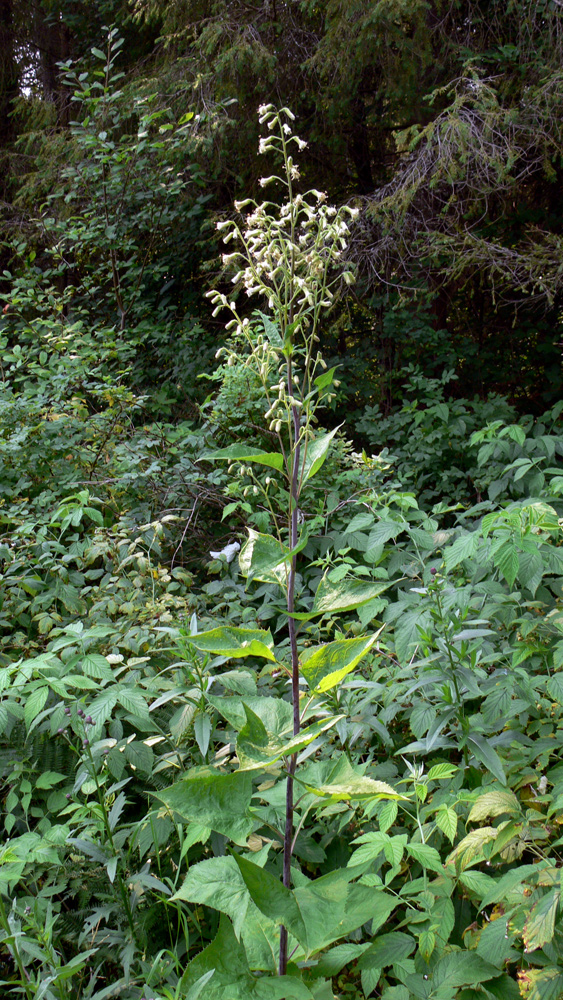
[0,0,19,145]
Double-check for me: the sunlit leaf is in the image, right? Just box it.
[300,426,340,485]
[300,633,380,692]
[190,626,275,662]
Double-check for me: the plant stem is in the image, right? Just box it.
[84,743,139,943]
[434,585,469,765]
[279,391,301,976]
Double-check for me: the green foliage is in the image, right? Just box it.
[6,26,215,413]
[356,369,563,509]
[356,367,516,506]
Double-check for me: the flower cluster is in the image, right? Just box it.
[208,106,357,342]
[208,105,357,447]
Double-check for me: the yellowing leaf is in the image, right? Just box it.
[468,790,521,824]
[523,889,560,953]
[446,827,498,870]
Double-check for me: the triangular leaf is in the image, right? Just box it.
[233,854,308,946]
[293,870,396,955]
[296,756,405,802]
[172,856,250,938]
[180,915,253,999]
[236,712,342,771]
[190,626,276,662]
[239,530,291,586]
[155,768,253,846]
[300,427,340,485]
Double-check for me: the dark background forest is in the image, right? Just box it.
[3,0,563,421]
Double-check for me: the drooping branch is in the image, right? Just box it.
[350,72,563,304]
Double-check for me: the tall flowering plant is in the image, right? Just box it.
[191,107,397,981]
[208,105,366,972]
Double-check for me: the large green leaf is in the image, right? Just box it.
[209,695,292,733]
[356,932,415,971]
[444,531,479,570]
[467,790,520,823]
[155,768,253,846]
[476,916,515,967]
[296,756,405,802]
[179,914,313,999]
[201,444,284,472]
[254,979,314,999]
[172,856,250,937]
[486,974,521,1000]
[81,653,115,683]
[429,951,502,990]
[179,915,253,1000]
[405,842,444,874]
[236,704,342,771]
[240,903,280,972]
[233,854,308,945]
[313,943,371,977]
[190,626,275,662]
[493,540,519,588]
[517,549,544,596]
[300,427,340,485]
[520,969,563,1000]
[311,576,391,616]
[300,634,379,692]
[293,870,396,955]
[367,519,405,547]
[24,686,49,731]
[391,607,433,665]
[239,530,291,586]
